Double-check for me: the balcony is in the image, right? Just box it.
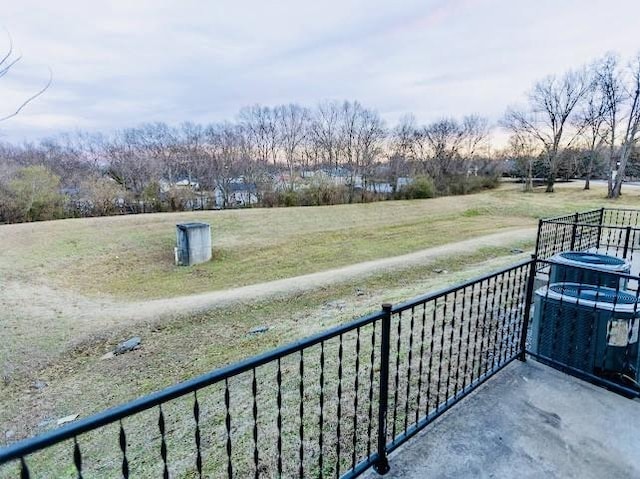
[1,208,639,478]
[363,359,640,478]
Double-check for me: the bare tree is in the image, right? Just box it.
[351,104,386,200]
[596,54,625,196]
[610,53,640,198]
[503,69,590,192]
[179,121,205,184]
[388,114,418,192]
[275,104,309,191]
[202,122,244,208]
[239,105,279,167]
[575,66,608,190]
[309,101,342,169]
[460,115,490,159]
[0,30,51,123]
[508,132,539,191]
[105,128,161,200]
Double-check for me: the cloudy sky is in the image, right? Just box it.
[1,0,639,143]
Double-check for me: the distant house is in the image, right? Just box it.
[322,166,350,185]
[213,179,258,208]
[396,177,413,189]
[366,182,393,194]
[159,178,200,193]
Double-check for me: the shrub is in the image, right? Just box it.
[440,174,500,195]
[2,165,64,222]
[398,176,435,199]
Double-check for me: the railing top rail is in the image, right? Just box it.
[541,220,639,230]
[602,207,640,213]
[541,208,602,223]
[0,308,384,463]
[391,258,534,314]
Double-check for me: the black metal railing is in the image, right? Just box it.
[535,208,640,272]
[0,260,535,479]
[535,208,603,264]
[527,259,640,398]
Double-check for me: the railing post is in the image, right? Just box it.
[534,219,543,259]
[519,256,537,362]
[623,226,632,259]
[596,207,605,249]
[570,212,579,250]
[373,303,392,475]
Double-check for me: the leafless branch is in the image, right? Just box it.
[0,66,52,122]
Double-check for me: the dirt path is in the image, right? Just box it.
[1,226,536,389]
[1,226,536,373]
[2,227,536,330]
[117,226,536,319]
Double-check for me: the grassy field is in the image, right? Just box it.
[2,181,640,476]
[2,182,638,300]
[0,247,530,478]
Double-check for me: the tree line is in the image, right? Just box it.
[0,102,500,223]
[1,51,639,224]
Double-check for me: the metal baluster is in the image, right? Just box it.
[424,298,438,417]
[252,369,259,479]
[299,350,305,479]
[415,303,427,424]
[482,277,498,376]
[511,265,525,358]
[20,458,29,479]
[435,294,449,410]
[534,219,543,259]
[336,334,344,477]
[470,279,488,382]
[444,289,458,403]
[318,341,325,478]
[391,310,402,440]
[351,328,361,471]
[373,304,392,475]
[366,322,376,460]
[224,378,233,479]
[403,307,415,435]
[496,271,511,367]
[193,391,203,479]
[550,221,561,263]
[276,359,282,477]
[119,421,129,479]
[614,210,622,254]
[73,437,82,479]
[501,268,516,363]
[623,226,632,259]
[492,274,508,371]
[158,405,169,479]
[462,282,478,392]
[512,265,527,358]
[453,286,468,397]
[471,278,491,381]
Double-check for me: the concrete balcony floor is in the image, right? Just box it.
[366,360,640,479]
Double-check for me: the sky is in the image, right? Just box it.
[1,0,640,144]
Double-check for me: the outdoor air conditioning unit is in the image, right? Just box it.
[549,251,630,289]
[531,283,639,383]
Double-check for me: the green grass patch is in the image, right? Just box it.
[0,182,634,300]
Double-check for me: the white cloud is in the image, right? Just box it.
[1,0,639,142]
